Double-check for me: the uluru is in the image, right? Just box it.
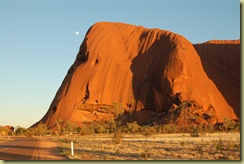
[35,22,239,129]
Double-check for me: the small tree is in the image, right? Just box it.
[15,127,27,136]
[55,119,64,135]
[113,102,125,118]
[36,123,48,136]
[108,102,125,132]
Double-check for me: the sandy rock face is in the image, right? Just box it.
[36,22,238,128]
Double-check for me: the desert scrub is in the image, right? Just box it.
[58,143,70,157]
[226,142,235,151]
[161,124,178,133]
[141,126,156,137]
[93,123,109,133]
[126,121,141,134]
[222,118,236,132]
[190,128,200,137]
[59,149,68,156]
[79,124,93,135]
[214,139,224,151]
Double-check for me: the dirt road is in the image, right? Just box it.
[32,137,67,160]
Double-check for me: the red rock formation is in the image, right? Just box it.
[3,125,14,132]
[194,40,240,118]
[35,22,238,128]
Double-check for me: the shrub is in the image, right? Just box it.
[215,139,224,151]
[15,127,27,136]
[112,102,125,118]
[234,143,240,150]
[190,128,200,137]
[107,102,125,133]
[206,124,215,133]
[63,121,78,133]
[26,129,33,137]
[226,142,235,151]
[141,126,156,137]
[234,121,240,131]
[178,126,190,133]
[108,121,117,133]
[55,119,64,134]
[79,124,93,135]
[126,121,141,134]
[162,124,178,133]
[222,118,235,132]
[94,123,108,133]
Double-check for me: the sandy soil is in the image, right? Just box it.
[32,137,67,160]
[57,132,240,160]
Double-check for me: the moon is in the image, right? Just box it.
[75,31,79,36]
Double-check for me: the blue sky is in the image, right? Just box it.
[0,0,240,128]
